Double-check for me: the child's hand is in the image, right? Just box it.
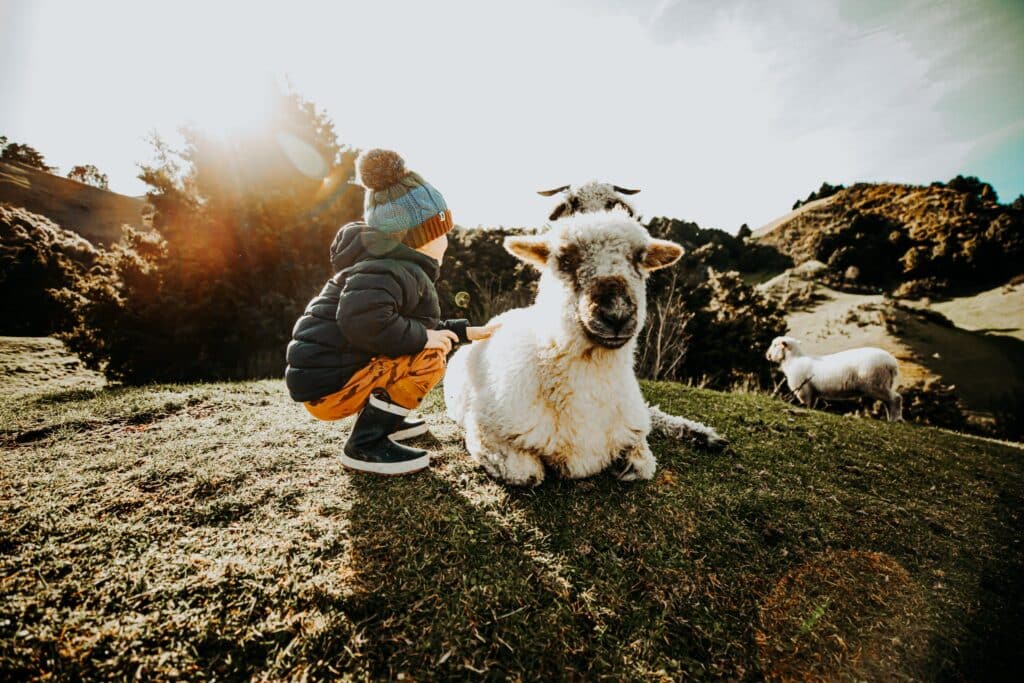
[425,329,459,353]
[467,323,501,342]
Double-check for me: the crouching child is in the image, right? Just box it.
[285,149,496,475]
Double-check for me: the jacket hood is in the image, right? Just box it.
[329,222,439,280]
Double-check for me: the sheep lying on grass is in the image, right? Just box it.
[766,336,903,421]
[537,181,641,220]
[444,209,727,487]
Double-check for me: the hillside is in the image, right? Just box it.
[0,161,149,245]
[759,264,1024,430]
[2,337,1022,680]
[752,179,1024,298]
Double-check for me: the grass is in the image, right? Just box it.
[1,339,1022,680]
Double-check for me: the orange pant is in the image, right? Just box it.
[304,348,447,420]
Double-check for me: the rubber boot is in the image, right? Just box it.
[342,391,429,475]
[390,412,429,442]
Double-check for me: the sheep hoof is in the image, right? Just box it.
[617,462,645,481]
[705,434,730,450]
[494,451,546,487]
[617,443,657,481]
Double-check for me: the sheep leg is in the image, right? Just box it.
[616,439,657,482]
[864,386,903,422]
[491,448,546,487]
[795,385,816,409]
[886,391,903,422]
[466,424,545,487]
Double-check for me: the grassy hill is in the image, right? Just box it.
[1,338,1022,680]
[0,161,148,245]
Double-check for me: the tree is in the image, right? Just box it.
[60,88,365,383]
[67,164,109,189]
[0,136,55,172]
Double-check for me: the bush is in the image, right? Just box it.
[0,204,99,335]
[437,226,538,323]
[639,267,787,388]
[59,90,363,383]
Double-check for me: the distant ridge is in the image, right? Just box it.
[750,180,1023,297]
[0,160,149,245]
[751,194,838,239]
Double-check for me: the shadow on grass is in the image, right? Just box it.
[897,311,1024,413]
[307,470,586,679]
[947,486,1024,680]
[29,387,105,405]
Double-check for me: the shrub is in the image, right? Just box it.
[0,204,99,335]
[59,90,363,383]
[640,267,787,388]
[437,226,538,323]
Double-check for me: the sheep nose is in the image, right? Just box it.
[597,305,634,333]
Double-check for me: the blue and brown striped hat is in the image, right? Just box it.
[355,149,451,249]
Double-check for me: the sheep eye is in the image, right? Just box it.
[557,244,583,284]
[631,247,646,272]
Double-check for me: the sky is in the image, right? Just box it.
[1,0,1022,232]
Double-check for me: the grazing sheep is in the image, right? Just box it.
[766,336,903,421]
[444,209,727,487]
[537,181,641,220]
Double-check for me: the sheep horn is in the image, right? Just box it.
[537,185,571,197]
[612,186,641,195]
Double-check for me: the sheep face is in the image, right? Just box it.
[506,212,683,349]
[538,181,641,221]
[766,336,802,363]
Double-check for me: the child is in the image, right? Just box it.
[286,149,496,475]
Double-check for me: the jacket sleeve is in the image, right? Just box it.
[438,319,471,344]
[337,272,428,358]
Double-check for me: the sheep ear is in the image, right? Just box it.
[613,186,641,195]
[641,239,684,271]
[504,236,550,268]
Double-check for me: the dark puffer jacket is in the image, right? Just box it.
[285,222,468,402]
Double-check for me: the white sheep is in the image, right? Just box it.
[766,336,903,421]
[444,209,727,487]
[537,181,641,220]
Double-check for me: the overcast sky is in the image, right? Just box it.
[2,0,1022,232]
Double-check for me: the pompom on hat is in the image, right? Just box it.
[355,149,452,249]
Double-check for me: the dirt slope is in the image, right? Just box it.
[0,161,148,245]
[751,194,838,239]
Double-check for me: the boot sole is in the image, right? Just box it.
[341,453,430,475]
[389,423,430,441]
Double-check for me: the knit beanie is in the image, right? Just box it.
[355,149,452,249]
